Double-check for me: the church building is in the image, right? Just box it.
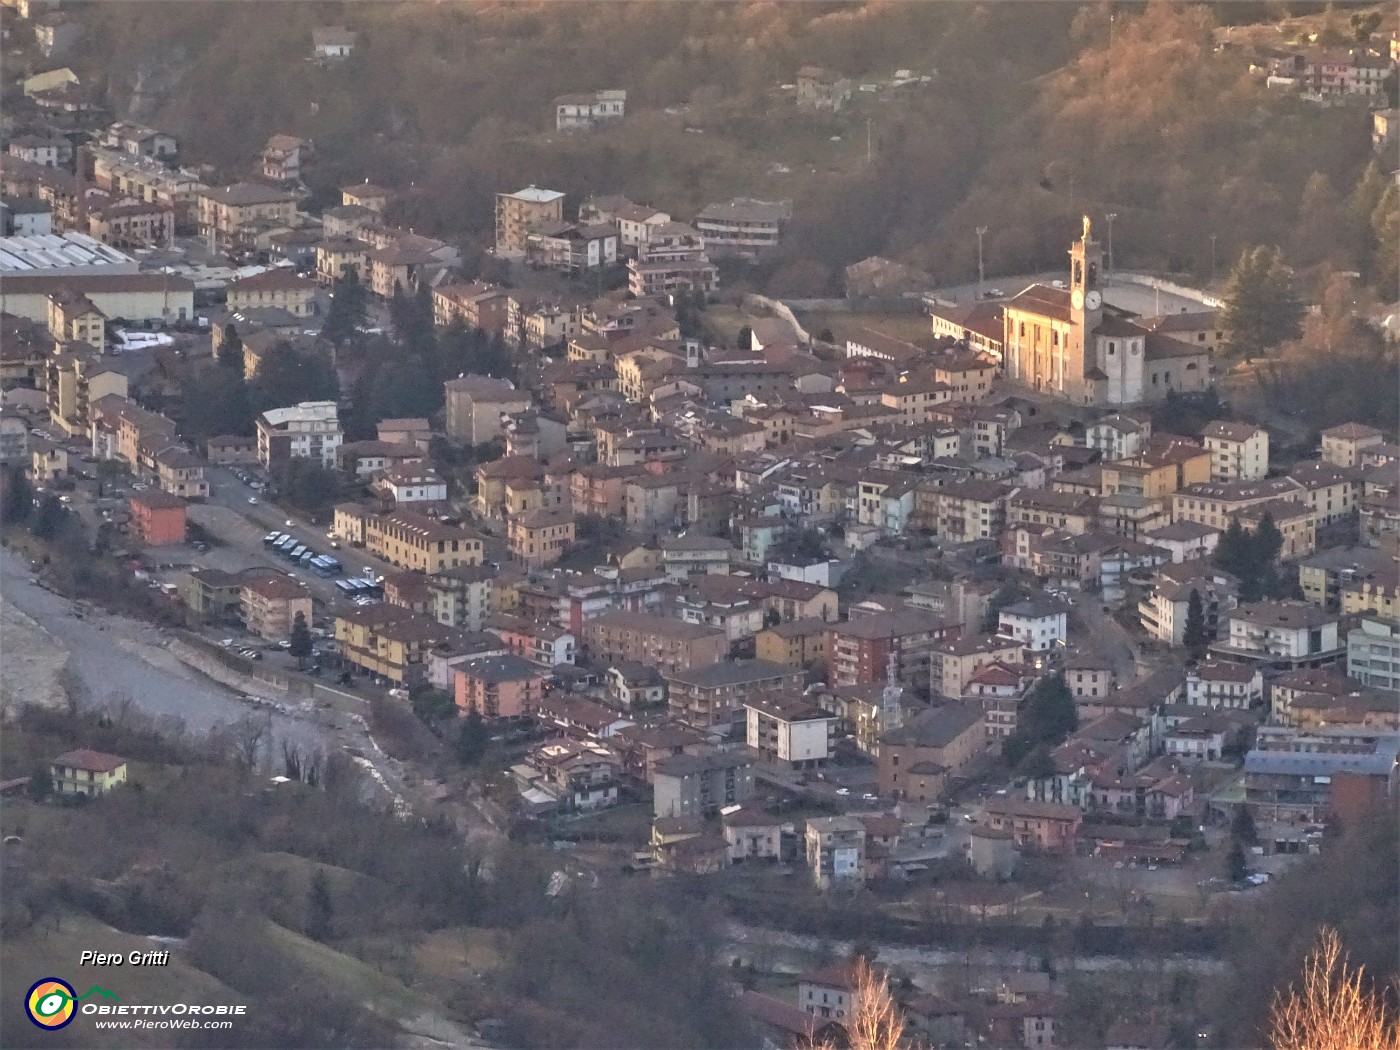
[1001,218,1212,406]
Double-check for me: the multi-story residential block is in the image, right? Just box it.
[1202,420,1269,482]
[128,490,186,546]
[365,510,484,574]
[195,183,297,250]
[722,805,783,863]
[428,564,495,632]
[929,633,1025,698]
[240,571,312,641]
[454,654,547,719]
[1212,601,1343,669]
[998,598,1069,655]
[1137,564,1237,646]
[1348,616,1400,693]
[1321,422,1385,467]
[582,610,728,677]
[432,280,511,334]
[827,609,957,690]
[665,659,805,729]
[804,816,866,889]
[744,692,837,767]
[315,237,368,284]
[226,269,318,317]
[1298,545,1396,612]
[336,604,470,686]
[911,479,1012,541]
[495,186,565,257]
[1184,661,1264,709]
[652,746,756,818]
[1171,478,1310,550]
[756,617,830,670]
[1085,413,1153,460]
[444,374,532,445]
[47,290,106,352]
[508,509,575,569]
[255,400,342,469]
[693,197,791,257]
[86,198,174,250]
[1286,460,1360,528]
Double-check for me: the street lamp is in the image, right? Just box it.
[1210,234,1218,284]
[976,226,988,298]
[1105,213,1117,284]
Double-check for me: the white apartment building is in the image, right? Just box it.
[1348,616,1400,692]
[1202,420,1269,482]
[694,198,791,257]
[255,400,342,469]
[998,597,1069,653]
[745,693,836,768]
[1184,661,1264,709]
[1216,601,1342,666]
[553,89,626,131]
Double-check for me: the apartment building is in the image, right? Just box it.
[745,692,837,767]
[508,509,575,569]
[1202,420,1269,482]
[432,280,511,334]
[226,269,318,317]
[195,182,297,249]
[665,659,805,729]
[129,490,186,546]
[1184,661,1264,709]
[582,610,728,678]
[652,746,757,819]
[444,374,532,445]
[240,571,312,641]
[255,400,341,469]
[47,351,127,436]
[912,479,1012,541]
[1320,422,1384,468]
[87,200,175,250]
[495,186,565,257]
[930,633,1025,698]
[1348,616,1400,693]
[1214,601,1343,668]
[454,654,547,719]
[47,289,106,351]
[335,604,469,686]
[365,510,484,574]
[878,704,984,802]
[51,749,128,797]
[805,816,866,889]
[428,564,495,632]
[1171,477,1306,532]
[827,610,957,690]
[693,198,791,257]
[756,617,830,669]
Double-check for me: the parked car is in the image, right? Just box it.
[247,497,258,505]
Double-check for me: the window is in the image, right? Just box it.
[1107,342,1116,355]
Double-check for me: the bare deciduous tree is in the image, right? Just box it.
[812,958,906,1050]
[1269,926,1400,1050]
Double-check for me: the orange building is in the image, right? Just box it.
[129,491,187,546]
[453,654,548,719]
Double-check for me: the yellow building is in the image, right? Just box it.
[315,238,368,285]
[335,604,462,685]
[51,749,127,796]
[364,510,483,573]
[46,352,128,436]
[46,290,106,352]
[756,618,829,669]
[341,182,389,212]
[508,509,575,568]
[226,269,318,318]
[495,186,565,257]
[1341,578,1399,619]
[196,183,297,249]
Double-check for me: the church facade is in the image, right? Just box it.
[1002,219,1212,407]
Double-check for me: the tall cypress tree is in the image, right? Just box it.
[1183,587,1211,659]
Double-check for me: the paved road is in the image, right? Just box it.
[1071,596,1144,684]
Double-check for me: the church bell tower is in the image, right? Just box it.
[1069,215,1104,328]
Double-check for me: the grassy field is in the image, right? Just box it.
[796,310,935,347]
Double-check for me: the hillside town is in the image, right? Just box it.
[1,4,1398,1050]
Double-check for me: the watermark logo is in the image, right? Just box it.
[25,979,119,1030]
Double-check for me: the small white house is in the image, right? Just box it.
[998,597,1069,654]
[312,26,357,60]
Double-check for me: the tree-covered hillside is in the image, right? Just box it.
[61,1,1390,293]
